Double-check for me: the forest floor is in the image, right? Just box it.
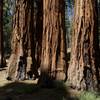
[0,67,81,100]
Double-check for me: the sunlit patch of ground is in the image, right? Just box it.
[0,68,11,87]
[0,67,38,87]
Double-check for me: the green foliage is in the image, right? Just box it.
[14,83,40,94]
[3,0,13,56]
[79,91,100,100]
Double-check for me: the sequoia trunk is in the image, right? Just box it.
[68,0,99,91]
[7,0,34,80]
[39,0,67,85]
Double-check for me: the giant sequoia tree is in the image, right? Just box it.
[0,0,3,68]
[68,0,100,91]
[7,0,35,80]
[39,0,67,84]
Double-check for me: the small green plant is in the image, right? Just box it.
[79,91,100,100]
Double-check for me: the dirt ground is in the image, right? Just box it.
[0,68,80,100]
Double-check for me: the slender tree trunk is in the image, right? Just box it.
[0,0,3,68]
[68,0,99,91]
[39,0,67,85]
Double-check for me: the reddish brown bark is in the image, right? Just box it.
[7,0,34,80]
[39,0,67,84]
[68,0,99,91]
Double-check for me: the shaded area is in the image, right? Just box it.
[0,81,79,100]
[0,68,6,71]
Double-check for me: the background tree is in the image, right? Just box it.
[68,0,99,91]
[0,0,3,68]
[3,0,15,57]
[39,0,67,85]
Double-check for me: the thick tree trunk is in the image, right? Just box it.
[68,0,99,91]
[7,0,34,80]
[0,0,3,68]
[7,0,26,79]
[39,0,67,85]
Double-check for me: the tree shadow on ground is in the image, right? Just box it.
[0,67,8,73]
[0,81,79,100]
[0,68,6,71]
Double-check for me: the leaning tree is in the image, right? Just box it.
[68,0,100,91]
[39,0,67,85]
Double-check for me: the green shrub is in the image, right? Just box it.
[79,91,100,100]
